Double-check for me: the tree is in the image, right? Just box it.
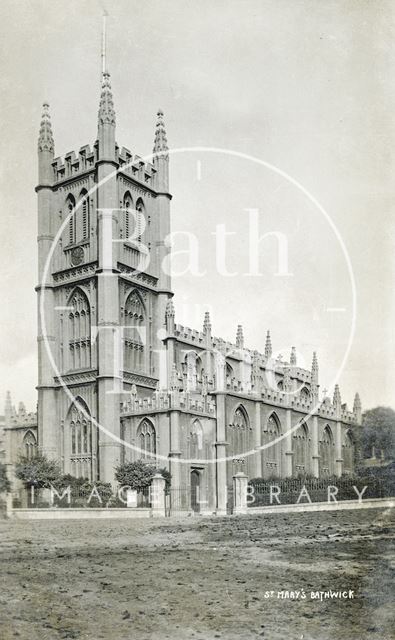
[15,454,62,489]
[114,460,171,492]
[0,463,10,494]
[361,407,395,460]
[115,460,156,490]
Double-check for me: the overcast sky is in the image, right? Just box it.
[0,0,393,413]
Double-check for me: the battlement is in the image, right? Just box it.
[52,144,97,182]
[50,142,158,189]
[121,390,216,417]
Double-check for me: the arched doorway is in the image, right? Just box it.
[190,470,200,513]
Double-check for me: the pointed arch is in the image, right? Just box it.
[67,287,91,370]
[190,419,204,459]
[229,404,252,475]
[78,188,89,240]
[319,424,334,476]
[343,429,355,474]
[67,396,92,480]
[262,412,281,476]
[293,420,310,475]
[66,193,76,245]
[300,387,310,401]
[23,430,37,460]
[123,289,146,373]
[123,191,133,239]
[137,418,156,459]
[135,197,145,240]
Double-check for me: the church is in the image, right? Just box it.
[4,50,362,515]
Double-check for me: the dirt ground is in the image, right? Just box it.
[0,507,394,640]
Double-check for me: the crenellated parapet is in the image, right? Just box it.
[52,144,97,183]
[121,389,216,417]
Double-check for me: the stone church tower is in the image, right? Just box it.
[36,62,172,483]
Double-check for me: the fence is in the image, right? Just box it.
[247,476,392,507]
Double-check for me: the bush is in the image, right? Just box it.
[115,460,171,492]
[0,463,10,494]
[115,460,157,490]
[15,454,62,489]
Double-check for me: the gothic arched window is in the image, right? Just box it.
[23,431,37,460]
[68,287,91,370]
[66,194,76,245]
[123,290,146,372]
[190,419,203,460]
[78,189,89,241]
[319,425,334,476]
[262,413,281,476]
[342,430,354,474]
[123,191,133,239]
[293,422,309,475]
[135,198,145,241]
[229,406,252,474]
[300,387,310,401]
[137,419,156,459]
[68,397,92,480]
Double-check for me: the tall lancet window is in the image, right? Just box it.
[78,189,89,241]
[262,413,281,476]
[66,194,76,245]
[123,191,133,240]
[68,287,91,370]
[293,422,309,475]
[229,406,252,474]
[319,425,334,476]
[123,290,146,372]
[342,430,354,474]
[68,398,92,480]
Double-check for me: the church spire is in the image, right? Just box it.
[97,13,116,160]
[333,384,342,409]
[153,109,169,159]
[264,330,272,359]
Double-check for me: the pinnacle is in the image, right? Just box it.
[38,102,54,153]
[98,71,116,126]
[153,108,169,159]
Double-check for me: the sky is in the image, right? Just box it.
[0,0,394,413]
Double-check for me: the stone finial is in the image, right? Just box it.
[130,384,137,398]
[98,71,116,126]
[153,109,169,159]
[353,392,362,424]
[290,347,297,366]
[333,384,341,409]
[282,365,292,393]
[38,102,54,153]
[264,330,272,359]
[203,311,211,335]
[236,324,244,349]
